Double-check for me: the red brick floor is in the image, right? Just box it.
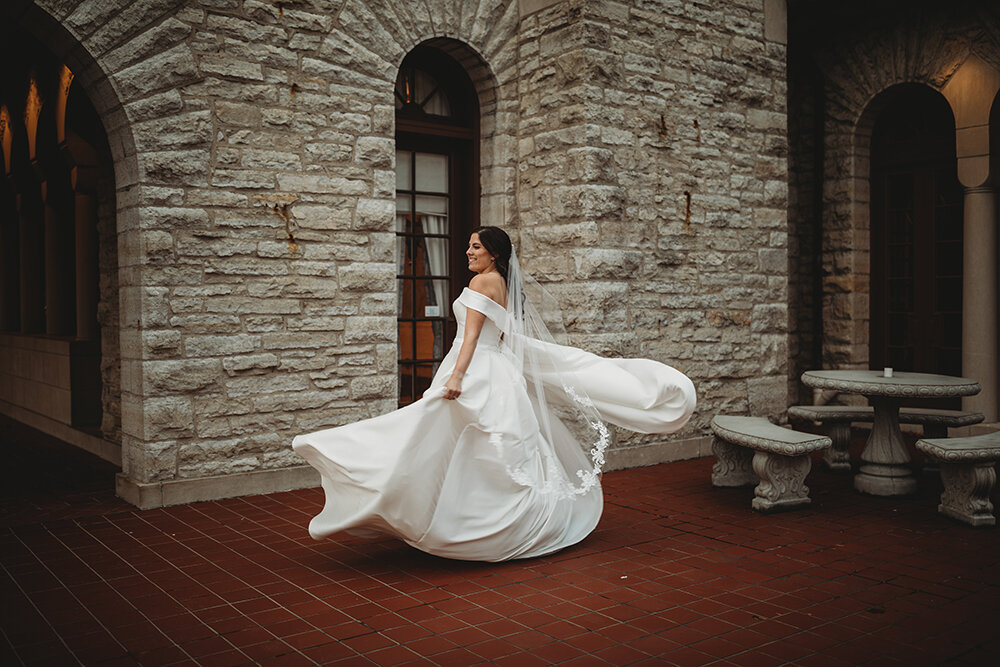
[2,415,998,665]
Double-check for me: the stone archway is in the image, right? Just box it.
[941,57,1000,420]
[0,2,137,463]
[3,0,209,499]
[788,2,1000,421]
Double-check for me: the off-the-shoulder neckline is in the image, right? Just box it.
[461,286,507,312]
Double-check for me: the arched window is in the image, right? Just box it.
[870,85,962,399]
[394,45,479,405]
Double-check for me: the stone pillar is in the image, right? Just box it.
[0,107,16,330]
[75,192,98,340]
[962,186,998,420]
[0,176,17,331]
[44,181,76,337]
[71,141,100,342]
[942,55,1000,422]
[18,172,45,334]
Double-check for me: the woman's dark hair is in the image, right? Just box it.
[471,226,512,281]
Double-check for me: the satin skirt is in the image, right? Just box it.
[292,338,695,562]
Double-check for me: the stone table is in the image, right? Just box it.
[800,370,981,496]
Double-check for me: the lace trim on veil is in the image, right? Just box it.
[497,249,611,500]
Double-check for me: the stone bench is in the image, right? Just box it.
[788,405,985,471]
[711,415,832,512]
[915,432,1000,527]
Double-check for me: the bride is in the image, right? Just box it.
[292,226,696,562]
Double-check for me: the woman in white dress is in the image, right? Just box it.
[292,227,696,562]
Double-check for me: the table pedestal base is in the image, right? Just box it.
[854,397,917,496]
[855,465,918,496]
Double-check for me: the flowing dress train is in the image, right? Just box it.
[292,288,696,562]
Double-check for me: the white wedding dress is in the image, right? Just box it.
[292,287,696,562]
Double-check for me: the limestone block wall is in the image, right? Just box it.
[98,159,122,443]
[110,0,524,487]
[518,0,790,442]
[13,0,792,503]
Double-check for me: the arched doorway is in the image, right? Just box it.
[869,85,963,399]
[394,45,480,405]
[0,26,117,437]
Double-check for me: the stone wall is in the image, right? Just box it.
[97,151,122,443]
[11,0,792,503]
[518,0,790,442]
[788,2,1000,376]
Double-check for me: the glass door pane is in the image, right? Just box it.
[396,149,451,405]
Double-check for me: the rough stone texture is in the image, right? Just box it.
[97,159,122,444]
[8,0,791,493]
[786,2,1000,382]
[517,0,789,442]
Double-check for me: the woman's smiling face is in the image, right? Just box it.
[466,233,495,273]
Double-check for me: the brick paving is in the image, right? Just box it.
[2,415,998,666]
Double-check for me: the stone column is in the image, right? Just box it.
[44,181,75,337]
[0,107,16,331]
[962,186,998,420]
[74,192,98,340]
[71,143,100,342]
[18,172,45,334]
[942,55,1000,422]
[0,176,17,330]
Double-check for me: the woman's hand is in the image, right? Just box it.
[443,374,462,400]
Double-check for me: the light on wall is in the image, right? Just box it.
[24,72,42,161]
[0,105,11,175]
[57,64,74,145]
[401,69,414,104]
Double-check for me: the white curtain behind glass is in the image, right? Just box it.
[414,155,449,318]
[417,201,448,315]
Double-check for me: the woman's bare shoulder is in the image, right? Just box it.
[468,272,505,305]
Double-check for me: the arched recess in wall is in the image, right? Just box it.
[0,3,131,458]
[866,84,963,402]
[393,39,497,406]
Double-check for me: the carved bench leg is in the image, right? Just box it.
[938,461,997,527]
[751,451,813,512]
[822,422,851,472]
[711,437,756,487]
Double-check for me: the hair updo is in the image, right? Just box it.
[471,226,512,282]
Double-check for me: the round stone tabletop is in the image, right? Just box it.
[801,370,981,399]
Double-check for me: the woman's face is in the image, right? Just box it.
[466,233,495,274]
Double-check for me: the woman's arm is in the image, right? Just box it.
[443,308,486,400]
[443,273,504,401]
